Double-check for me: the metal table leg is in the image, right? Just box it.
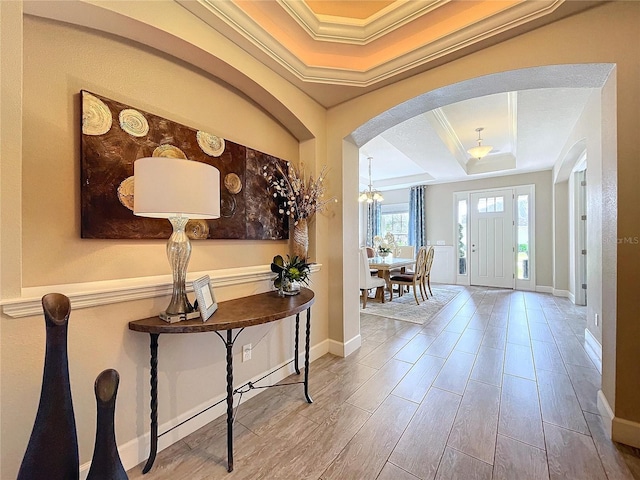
[304,308,313,404]
[213,329,243,473]
[225,329,234,472]
[142,333,159,474]
[294,313,300,375]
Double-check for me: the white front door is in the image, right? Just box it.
[469,189,514,288]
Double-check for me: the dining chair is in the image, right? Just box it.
[422,246,435,297]
[359,247,386,308]
[396,245,415,259]
[389,245,416,293]
[389,246,428,305]
[365,246,378,275]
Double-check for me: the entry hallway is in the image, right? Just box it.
[128,286,640,479]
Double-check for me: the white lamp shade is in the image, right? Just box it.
[133,157,221,219]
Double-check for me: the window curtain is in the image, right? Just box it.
[366,201,382,247]
[409,185,427,247]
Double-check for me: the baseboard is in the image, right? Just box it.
[584,328,602,363]
[343,334,362,357]
[568,291,576,304]
[613,416,640,449]
[534,286,570,298]
[597,390,640,449]
[597,390,614,438]
[328,334,361,357]
[535,285,553,294]
[79,340,329,478]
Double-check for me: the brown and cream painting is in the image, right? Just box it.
[80,90,288,240]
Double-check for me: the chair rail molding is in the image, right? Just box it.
[1,264,322,318]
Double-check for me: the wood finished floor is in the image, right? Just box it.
[128,286,640,480]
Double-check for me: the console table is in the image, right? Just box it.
[128,288,315,473]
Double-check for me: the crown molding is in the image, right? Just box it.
[427,108,469,174]
[276,0,445,45]
[375,173,435,190]
[179,0,564,87]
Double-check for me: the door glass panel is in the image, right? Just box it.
[458,199,467,275]
[517,194,529,280]
[478,198,486,213]
[487,197,495,212]
[495,196,504,212]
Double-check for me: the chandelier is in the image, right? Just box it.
[358,156,384,203]
[467,127,493,160]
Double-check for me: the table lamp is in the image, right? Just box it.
[134,157,220,322]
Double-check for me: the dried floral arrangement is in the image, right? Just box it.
[263,162,336,225]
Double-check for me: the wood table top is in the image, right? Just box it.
[129,288,315,334]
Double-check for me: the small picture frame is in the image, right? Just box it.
[192,275,218,322]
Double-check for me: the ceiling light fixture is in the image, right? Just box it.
[358,156,384,203]
[467,127,493,160]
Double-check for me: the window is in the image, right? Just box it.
[517,194,530,280]
[380,204,409,245]
[477,195,504,213]
[458,199,468,275]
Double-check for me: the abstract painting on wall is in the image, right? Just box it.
[80,90,288,240]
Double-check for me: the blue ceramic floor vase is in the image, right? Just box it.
[17,293,79,480]
[87,369,128,480]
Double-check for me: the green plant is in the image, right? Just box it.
[270,255,311,288]
[378,246,392,254]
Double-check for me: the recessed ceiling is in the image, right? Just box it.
[304,1,396,20]
[359,88,594,189]
[177,0,600,106]
[171,1,600,189]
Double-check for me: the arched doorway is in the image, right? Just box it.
[340,64,616,398]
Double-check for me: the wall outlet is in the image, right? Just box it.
[595,313,599,326]
[242,344,252,362]
[436,240,445,246]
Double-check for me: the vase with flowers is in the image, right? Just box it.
[374,233,397,258]
[264,162,336,260]
[271,255,311,296]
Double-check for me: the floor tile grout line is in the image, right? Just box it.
[360,287,598,480]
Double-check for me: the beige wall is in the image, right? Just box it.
[1,14,330,479]
[3,1,640,476]
[22,16,298,287]
[425,171,553,287]
[327,0,638,436]
[553,86,605,344]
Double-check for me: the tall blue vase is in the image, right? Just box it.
[87,369,128,480]
[17,293,79,480]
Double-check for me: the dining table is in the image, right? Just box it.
[368,255,416,298]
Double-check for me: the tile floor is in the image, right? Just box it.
[128,286,640,479]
